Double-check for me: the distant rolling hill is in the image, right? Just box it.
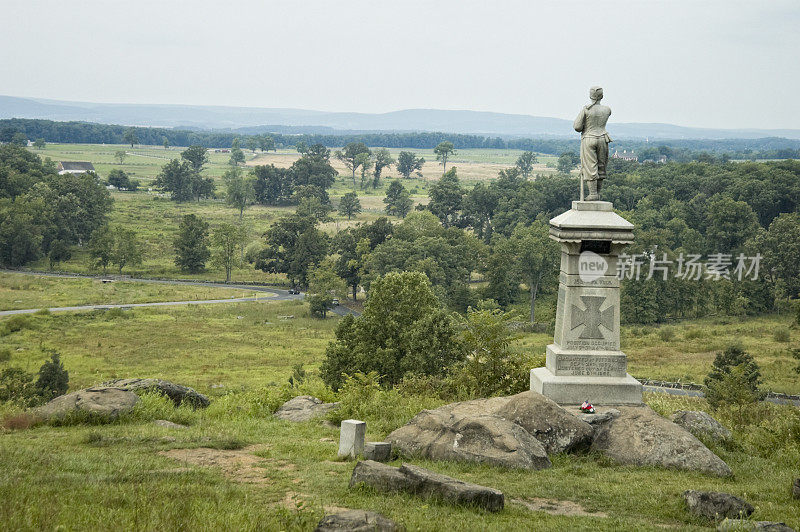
[2,95,799,140]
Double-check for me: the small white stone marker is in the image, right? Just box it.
[338,419,366,459]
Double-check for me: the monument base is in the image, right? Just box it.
[530,367,643,405]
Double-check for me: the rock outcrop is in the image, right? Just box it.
[386,391,593,470]
[590,406,733,477]
[274,395,339,422]
[102,378,209,407]
[315,509,400,532]
[36,387,139,421]
[683,490,754,520]
[349,460,504,512]
[717,519,796,531]
[671,410,731,442]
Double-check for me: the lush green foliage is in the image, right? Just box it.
[383,180,413,217]
[337,192,361,220]
[320,272,464,389]
[173,214,211,273]
[34,351,69,401]
[704,345,765,408]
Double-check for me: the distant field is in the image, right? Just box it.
[0,272,256,311]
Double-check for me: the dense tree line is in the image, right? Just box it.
[4,118,799,159]
[0,144,113,267]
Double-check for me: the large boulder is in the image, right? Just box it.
[671,410,731,442]
[36,387,139,421]
[315,509,400,532]
[274,395,339,422]
[386,391,593,470]
[718,519,796,531]
[591,406,732,477]
[684,490,754,520]
[793,478,800,500]
[102,378,209,408]
[349,460,504,512]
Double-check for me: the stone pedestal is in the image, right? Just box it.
[530,201,642,405]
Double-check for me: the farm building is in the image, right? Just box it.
[57,161,96,175]
[611,149,639,162]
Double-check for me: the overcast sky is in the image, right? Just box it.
[2,0,798,129]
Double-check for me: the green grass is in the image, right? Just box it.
[0,272,257,310]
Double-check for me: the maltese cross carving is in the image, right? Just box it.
[571,295,614,339]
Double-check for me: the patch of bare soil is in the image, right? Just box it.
[512,498,608,518]
[159,444,270,484]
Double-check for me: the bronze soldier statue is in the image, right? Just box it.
[573,86,612,201]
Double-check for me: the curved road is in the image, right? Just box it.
[0,269,360,317]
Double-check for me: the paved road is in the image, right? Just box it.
[0,269,364,316]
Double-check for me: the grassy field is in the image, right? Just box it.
[0,272,258,311]
[1,294,799,529]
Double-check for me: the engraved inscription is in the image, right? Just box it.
[556,354,625,376]
[563,339,617,350]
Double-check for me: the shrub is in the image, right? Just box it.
[0,367,38,406]
[658,327,676,342]
[320,272,464,389]
[684,327,706,340]
[0,348,11,363]
[704,345,764,409]
[0,315,33,336]
[774,327,791,343]
[35,351,69,401]
[448,308,530,398]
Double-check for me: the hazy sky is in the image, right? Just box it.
[3,0,798,129]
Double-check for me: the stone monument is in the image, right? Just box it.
[530,87,642,405]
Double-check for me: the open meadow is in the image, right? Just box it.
[1,296,799,530]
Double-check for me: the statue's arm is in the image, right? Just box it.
[573,108,585,132]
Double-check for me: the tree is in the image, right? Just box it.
[515,151,538,179]
[111,227,143,273]
[557,152,580,174]
[33,138,45,150]
[258,135,275,152]
[88,225,115,273]
[705,196,759,253]
[307,258,347,318]
[461,182,499,242]
[338,192,362,220]
[320,271,463,389]
[10,132,27,146]
[510,221,559,322]
[223,166,255,220]
[372,148,395,188]
[336,142,371,188]
[123,128,139,148]
[114,150,126,164]
[35,351,69,401]
[162,136,170,150]
[704,345,765,409]
[295,141,308,154]
[384,180,413,218]
[212,222,247,282]
[255,213,328,287]
[246,136,259,153]
[759,212,800,297]
[107,169,132,190]
[332,218,393,302]
[427,167,464,227]
[396,151,425,179]
[434,141,455,175]
[48,240,71,270]
[180,145,209,173]
[155,159,195,202]
[357,152,373,190]
[174,214,210,273]
[229,138,246,166]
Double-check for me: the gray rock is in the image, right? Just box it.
[153,419,188,429]
[684,490,754,520]
[386,408,550,470]
[672,410,732,442]
[793,478,800,499]
[348,460,503,512]
[349,460,417,493]
[102,378,209,408]
[36,387,139,421]
[591,406,732,477]
[364,442,392,462]
[718,519,796,531]
[398,463,504,512]
[274,395,339,422]
[315,509,400,532]
[386,391,593,470]
[493,391,594,454]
